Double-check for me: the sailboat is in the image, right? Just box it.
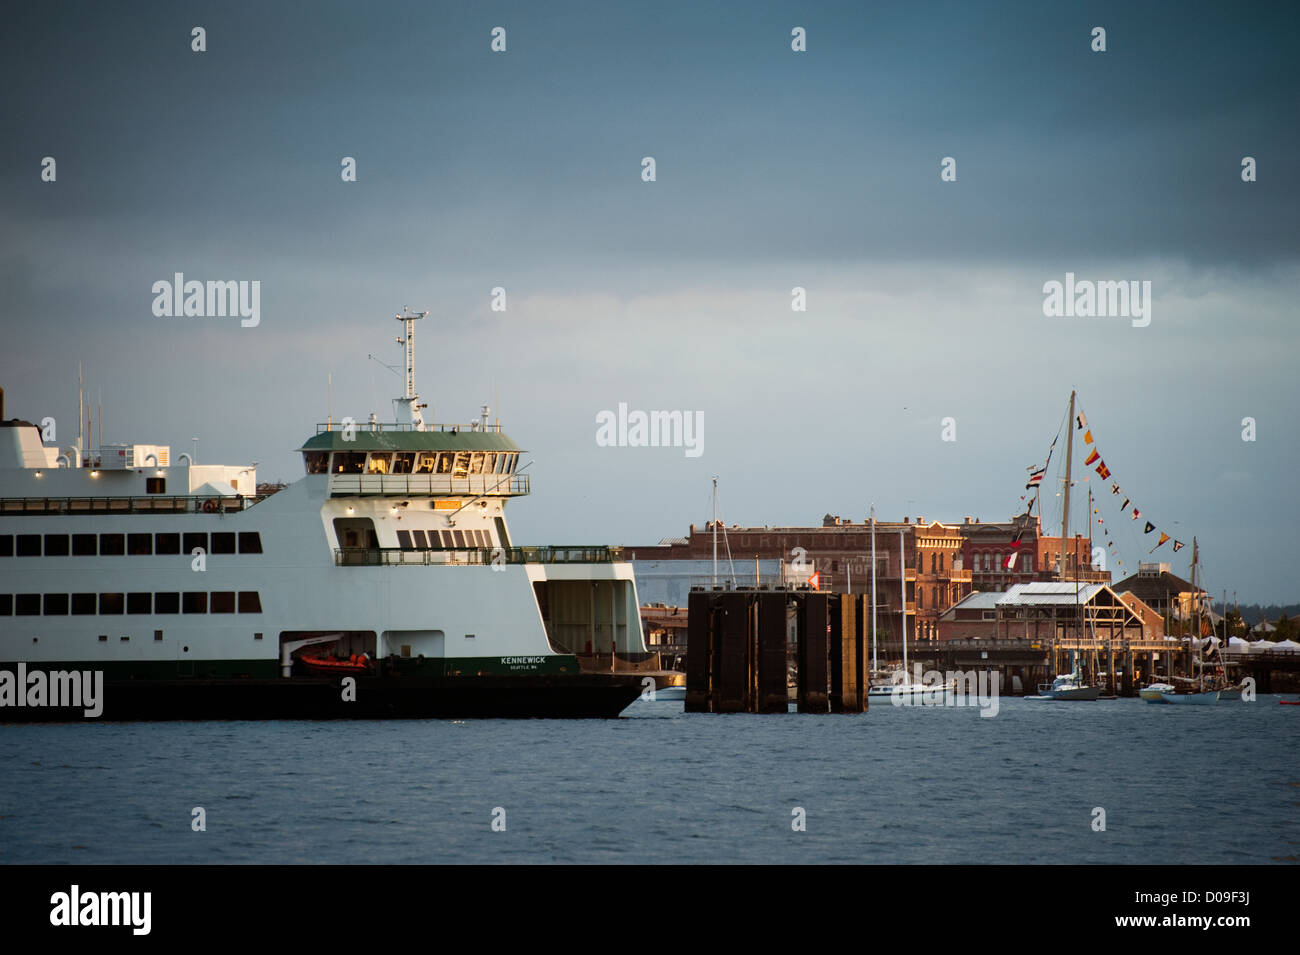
[866,514,952,704]
[1026,391,1101,701]
[1149,538,1220,704]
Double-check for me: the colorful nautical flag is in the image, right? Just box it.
[1084,430,1094,444]
[1076,412,1088,429]
[1132,508,1141,520]
[1172,540,1185,552]
[1150,532,1170,553]
[1026,472,1044,489]
[1084,449,1100,466]
[1111,484,1121,495]
[1005,552,1019,570]
[1095,462,1110,479]
[1144,521,1155,534]
[1121,498,1130,511]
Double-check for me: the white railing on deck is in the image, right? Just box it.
[328,473,529,497]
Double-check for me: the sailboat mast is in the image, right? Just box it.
[1193,537,1202,691]
[900,528,908,676]
[1060,390,1075,581]
[871,508,878,676]
[711,476,718,587]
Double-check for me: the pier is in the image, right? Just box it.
[686,588,870,714]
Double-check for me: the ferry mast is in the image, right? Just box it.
[395,306,429,429]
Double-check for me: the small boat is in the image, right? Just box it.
[1280,700,1300,706]
[299,651,373,676]
[1139,682,1176,703]
[867,680,953,704]
[1026,669,1101,701]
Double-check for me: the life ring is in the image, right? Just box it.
[202,499,218,513]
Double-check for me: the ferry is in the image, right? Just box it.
[0,309,648,720]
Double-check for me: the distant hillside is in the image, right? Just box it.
[1213,603,1300,626]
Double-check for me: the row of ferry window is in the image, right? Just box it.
[395,528,492,550]
[304,450,520,476]
[0,532,262,557]
[0,592,263,615]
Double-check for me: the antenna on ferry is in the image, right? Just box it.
[394,306,430,431]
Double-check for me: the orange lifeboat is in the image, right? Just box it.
[299,650,372,675]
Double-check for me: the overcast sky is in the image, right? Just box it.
[2,1,1297,601]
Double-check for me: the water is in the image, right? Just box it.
[1,697,1295,864]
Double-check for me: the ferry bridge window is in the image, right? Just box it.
[210,532,236,555]
[44,594,69,615]
[155,593,180,614]
[0,594,10,615]
[72,534,98,556]
[439,530,453,548]
[99,533,125,556]
[238,532,262,554]
[397,530,414,550]
[210,592,236,613]
[469,452,485,474]
[0,535,12,557]
[44,535,70,556]
[332,452,365,474]
[412,530,428,548]
[237,592,262,613]
[303,451,329,474]
[128,593,152,614]
[452,453,469,479]
[453,530,466,548]
[155,533,181,555]
[182,592,207,614]
[15,594,39,615]
[128,533,153,556]
[435,453,453,474]
[392,453,416,474]
[367,453,392,474]
[17,534,40,557]
[71,593,96,615]
[415,452,437,474]
[183,532,207,554]
[145,477,165,494]
[99,593,125,615]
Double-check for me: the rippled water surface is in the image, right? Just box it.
[1,697,1296,863]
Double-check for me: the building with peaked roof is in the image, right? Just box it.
[992,582,1145,644]
[1112,561,1205,626]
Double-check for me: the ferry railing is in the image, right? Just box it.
[0,495,267,515]
[327,473,529,497]
[316,421,503,434]
[333,545,625,566]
